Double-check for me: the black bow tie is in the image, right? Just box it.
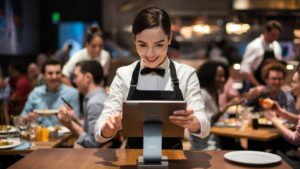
[140,67,165,76]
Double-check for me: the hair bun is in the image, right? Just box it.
[87,24,102,35]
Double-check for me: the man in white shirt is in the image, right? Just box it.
[240,20,282,88]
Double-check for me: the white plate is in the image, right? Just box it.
[48,126,70,136]
[0,139,22,149]
[0,125,18,134]
[224,151,281,165]
[34,109,59,115]
[55,126,70,135]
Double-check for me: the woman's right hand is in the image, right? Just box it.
[102,112,122,138]
[271,101,286,117]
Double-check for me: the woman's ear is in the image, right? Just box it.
[168,32,172,45]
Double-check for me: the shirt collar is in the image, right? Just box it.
[261,34,275,50]
[44,84,63,93]
[84,87,104,101]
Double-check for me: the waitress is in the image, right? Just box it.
[94,7,210,149]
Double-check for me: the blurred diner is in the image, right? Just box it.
[21,59,80,127]
[263,65,300,168]
[58,60,112,148]
[190,61,229,150]
[8,62,33,116]
[245,61,296,113]
[62,25,111,86]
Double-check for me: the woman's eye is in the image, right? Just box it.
[156,44,164,47]
[139,44,147,48]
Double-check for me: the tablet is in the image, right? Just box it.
[122,100,186,137]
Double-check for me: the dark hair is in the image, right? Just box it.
[132,7,171,37]
[10,62,27,75]
[265,20,282,32]
[66,43,73,50]
[85,24,103,44]
[75,60,103,85]
[261,61,287,80]
[42,59,61,74]
[197,61,229,90]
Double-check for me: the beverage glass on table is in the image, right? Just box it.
[28,119,38,141]
[12,116,29,140]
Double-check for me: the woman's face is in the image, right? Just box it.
[86,36,103,58]
[135,27,171,68]
[291,72,300,96]
[214,66,226,90]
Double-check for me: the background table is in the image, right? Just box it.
[9,148,291,169]
[0,134,72,155]
[211,126,280,142]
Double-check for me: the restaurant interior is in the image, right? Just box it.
[0,0,300,168]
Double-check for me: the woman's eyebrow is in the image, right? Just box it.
[137,39,165,44]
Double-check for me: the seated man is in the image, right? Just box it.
[58,60,107,148]
[21,59,80,126]
[245,61,296,113]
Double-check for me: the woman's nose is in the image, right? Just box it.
[145,47,155,57]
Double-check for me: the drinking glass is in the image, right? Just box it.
[28,119,38,140]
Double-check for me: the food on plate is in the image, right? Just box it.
[0,139,13,146]
[0,125,11,131]
[259,98,274,109]
[223,118,240,126]
[258,118,272,125]
[225,105,243,113]
[33,109,58,115]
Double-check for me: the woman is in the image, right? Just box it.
[62,25,111,85]
[190,61,228,150]
[264,66,300,167]
[94,7,210,149]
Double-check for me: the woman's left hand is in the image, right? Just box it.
[169,109,199,132]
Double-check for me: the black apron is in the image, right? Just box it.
[126,60,184,149]
[254,50,276,85]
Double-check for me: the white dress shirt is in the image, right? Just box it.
[240,35,282,73]
[62,48,111,77]
[94,58,210,143]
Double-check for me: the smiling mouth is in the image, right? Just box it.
[145,57,158,62]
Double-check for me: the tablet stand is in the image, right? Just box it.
[137,122,168,169]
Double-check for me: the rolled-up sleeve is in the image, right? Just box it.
[240,45,261,73]
[94,69,125,143]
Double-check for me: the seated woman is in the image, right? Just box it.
[264,65,300,168]
[190,61,229,150]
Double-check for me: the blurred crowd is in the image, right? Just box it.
[0,19,299,167]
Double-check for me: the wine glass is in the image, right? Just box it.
[28,119,38,141]
[238,107,252,130]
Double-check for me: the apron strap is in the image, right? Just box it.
[130,61,141,86]
[129,60,182,97]
[169,60,179,86]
